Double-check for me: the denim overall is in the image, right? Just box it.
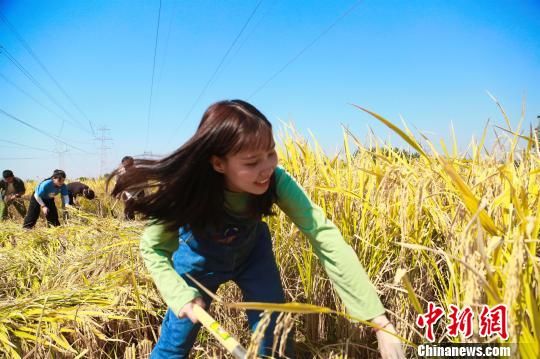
[151,215,291,358]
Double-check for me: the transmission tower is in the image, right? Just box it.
[54,141,68,170]
[95,127,112,177]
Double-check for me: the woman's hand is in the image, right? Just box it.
[178,297,206,324]
[372,315,405,359]
[41,206,49,216]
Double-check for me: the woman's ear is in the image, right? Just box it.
[210,155,225,173]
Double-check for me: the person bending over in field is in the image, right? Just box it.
[110,100,405,359]
[112,156,145,220]
[0,169,27,220]
[67,181,95,206]
[23,169,71,229]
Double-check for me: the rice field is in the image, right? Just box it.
[1,109,539,358]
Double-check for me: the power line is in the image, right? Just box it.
[248,0,363,99]
[202,0,265,94]
[144,0,163,152]
[0,156,50,160]
[0,46,92,135]
[227,0,277,66]
[58,118,65,137]
[0,11,96,136]
[1,47,89,135]
[155,0,180,95]
[170,0,264,141]
[0,139,56,153]
[133,152,163,159]
[0,107,89,153]
[0,71,71,126]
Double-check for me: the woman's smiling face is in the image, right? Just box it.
[211,143,278,195]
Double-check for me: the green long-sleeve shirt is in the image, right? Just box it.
[140,166,385,320]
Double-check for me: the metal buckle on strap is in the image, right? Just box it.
[216,226,239,244]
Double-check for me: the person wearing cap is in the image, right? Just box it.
[67,181,96,206]
[0,169,27,220]
[23,169,71,228]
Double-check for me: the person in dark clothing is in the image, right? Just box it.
[23,169,71,228]
[112,156,144,220]
[67,181,95,206]
[0,169,27,220]
[121,156,134,169]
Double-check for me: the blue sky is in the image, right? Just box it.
[1,0,539,180]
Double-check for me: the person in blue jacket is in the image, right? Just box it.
[23,169,71,229]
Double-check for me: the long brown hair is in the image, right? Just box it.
[108,99,277,233]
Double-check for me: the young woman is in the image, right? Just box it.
[23,169,70,229]
[111,100,404,358]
